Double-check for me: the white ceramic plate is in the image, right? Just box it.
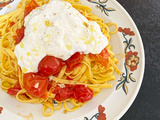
[0,0,145,120]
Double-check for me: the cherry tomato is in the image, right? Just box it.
[66,76,73,80]
[10,21,15,27]
[23,72,48,98]
[53,85,73,101]
[14,27,25,44]
[53,84,93,102]
[66,52,84,71]
[89,48,109,68]
[7,82,21,95]
[38,55,65,76]
[47,80,53,91]
[24,0,39,17]
[72,85,93,102]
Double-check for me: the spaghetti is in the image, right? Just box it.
[0,0,121,116]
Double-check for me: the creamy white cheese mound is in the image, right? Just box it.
[14,0,108,73]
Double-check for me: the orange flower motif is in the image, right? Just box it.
[125,51,139,71]
[97,105,106,120]
[0,0,12,7]
[0,107,3,114]
[118,27,135,36]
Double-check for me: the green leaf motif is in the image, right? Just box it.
[103,9,109,16]
[129,73,136,82]
[126,68,130,83]
[116,81,124,90]
[87,0,115,16]
[123,84,128,95]
[106,7,115,11]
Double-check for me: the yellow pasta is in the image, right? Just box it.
[0,0,121,116]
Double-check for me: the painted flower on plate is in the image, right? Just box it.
[118,27,135,36]
[125,51,139,71]
[97,105,106,120]
[0,107,3,114]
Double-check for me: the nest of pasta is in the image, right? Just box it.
[0,0,120,116]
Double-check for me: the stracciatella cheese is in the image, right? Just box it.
[14,0,108,73]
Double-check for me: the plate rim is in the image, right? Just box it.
[113,0,145,119]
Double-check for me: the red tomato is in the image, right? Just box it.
[38,55,65,76]
[53,85,73,101]
[14,27,25,44]
[66,52,84,71]
[53,84,93,102]
[66,76,73,80]
[89,48,109,68]
[72,85,93,102]
[47,80,53,91]
[7,82,21,95]
[23,73,48,98]
[10,21,15,27]
[24,0,39,17]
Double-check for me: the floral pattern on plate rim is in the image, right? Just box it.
[85,0,139,119]
[0,107,3,114]
[87,0,115,16]
[84,105,106,120]
[0,0,140,119]
[116,27,139,95]
[0,0,13,10]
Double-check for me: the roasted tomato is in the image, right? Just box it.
[14,27,25,44]
[66,52,84,71]
[10,21,15,27]
[38,55,65,76]
[53,85,73,101]
[89,48,109,68]
[53,84,93,103]
[72,85,93,102]
[7,82,21,95]
[24,0,39,17]
[23,72,48,98]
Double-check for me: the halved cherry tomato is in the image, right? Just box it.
[14,27,25,44]
[47,80,53,91]
[24,0,39,17]
[7,82,21,95]
[89,48,109,68]
[66,52,84,71]
[38,55,65,76]
[53,85,73,101]
[72,85,93,102]
[53,84,93,102]
[23,72,48,98]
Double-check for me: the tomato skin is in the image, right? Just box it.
[23,73,48,98]
[89,48,109,68]
[10,22,15,27]
[47,80,53,91]
[38,55,65,76]
[7,82,21,95]
[72,85,93,102]
[53,84,93,103]
[53,85,73,101]
[66,52,84,71]
[14,27,25,44]
[24,0,39,17]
